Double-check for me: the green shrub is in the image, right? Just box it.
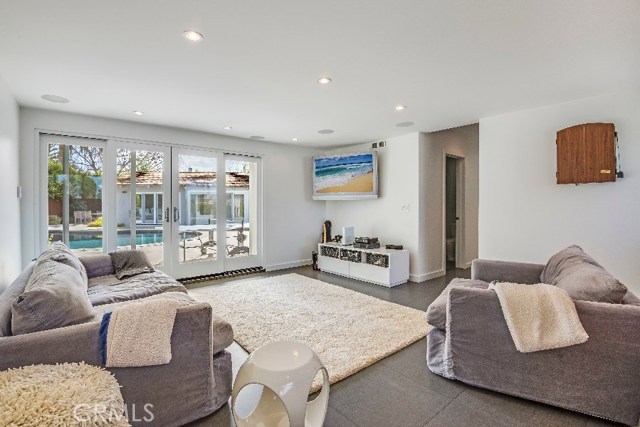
[87,216,103,227]
[48,215,62,225]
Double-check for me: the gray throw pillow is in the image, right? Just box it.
[541,245,627,304]
[37,242,88,284]
[11,260,96,335]
[426,278,489,330]
[110,250,154,280]
[0,262,35,337]
[80,255,116,279]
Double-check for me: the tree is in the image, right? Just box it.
[48,160,98,200]
[117,150,164,175]
[47,142,164,177]
[48,160,64,200]
[69,145,103,176]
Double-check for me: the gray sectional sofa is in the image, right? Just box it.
[426,248,640,426]
[0,250,234,427]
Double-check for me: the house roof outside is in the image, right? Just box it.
[116,171,249,188]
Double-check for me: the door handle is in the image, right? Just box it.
[164,208,170,223]
[173,207,179,222]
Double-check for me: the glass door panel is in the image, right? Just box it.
[115,146,168,269]
[224,156,261,269]
[171,148,223,278]
[44,135,105,256]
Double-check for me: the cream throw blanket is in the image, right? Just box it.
[489,282,589,353]
[102,298,179,367]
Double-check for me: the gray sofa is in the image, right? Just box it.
[426,258,640,426]
[0,253,234,427]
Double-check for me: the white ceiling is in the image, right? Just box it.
[0,0,638,147]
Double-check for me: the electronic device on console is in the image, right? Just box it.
[355,237,379,244]
[353,237,380,249]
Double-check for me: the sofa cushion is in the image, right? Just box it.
[81,255,116,279]
[11,260,96,335]
[541,245,627,304]
[426,278,489,330]
[37,242,88,284]
[0,262,35,337]
[93,291,197,316]
[88,271,188,306]
[110,250,154,280]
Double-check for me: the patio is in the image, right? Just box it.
[48,223,251,267]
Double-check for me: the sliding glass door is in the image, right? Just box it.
[41,135,262,278]
[224,155,261,270]
[42,134,106,256]
[112,142,171,270]
[170,147,224,278]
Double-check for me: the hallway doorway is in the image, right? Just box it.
[444,155,464,271]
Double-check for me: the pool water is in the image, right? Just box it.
[68,231,164,249]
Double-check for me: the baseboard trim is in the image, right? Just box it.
[409,269,446,283]
[265,259,313,272]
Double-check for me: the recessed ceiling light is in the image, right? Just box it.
[133,110,144,116]
[317,76,332,85]
[396,121,414,127]
[292,138,299,142]
[318,129,334,134]
[183,30,204,42]
[249,136,265,140]
[41,94,69,103]
[223,126,233,130]
[395,105,407,111]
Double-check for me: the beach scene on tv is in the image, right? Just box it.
[314,153,375,193]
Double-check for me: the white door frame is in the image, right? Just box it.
[442,153,466,271]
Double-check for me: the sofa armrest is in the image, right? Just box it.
[446,287,640,426]
[0,302,231,426]
[471,259,545,284]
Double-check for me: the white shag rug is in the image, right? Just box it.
[189,273,429,389]
[0,362,129,427]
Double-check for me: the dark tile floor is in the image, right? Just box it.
[186,266,623,427]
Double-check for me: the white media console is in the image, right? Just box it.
[317,242,409,287]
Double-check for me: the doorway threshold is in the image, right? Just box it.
[179,266,266,285]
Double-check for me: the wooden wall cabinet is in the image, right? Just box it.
[556,123,616,184]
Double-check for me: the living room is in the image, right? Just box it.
[0,1,639,427]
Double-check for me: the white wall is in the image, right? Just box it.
[479,90,640,295]
[325,134,423,280]
[19,108,326,272]
[421,124,479,276]
[0,77,21,291]
[325,125,479,282]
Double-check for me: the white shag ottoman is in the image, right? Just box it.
[0,362,129,427]
[232,341,329,427]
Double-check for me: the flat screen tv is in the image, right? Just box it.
[312,152,378,200]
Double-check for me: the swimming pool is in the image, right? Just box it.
[65,231,165,249]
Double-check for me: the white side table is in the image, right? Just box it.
[231,341,330,427]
